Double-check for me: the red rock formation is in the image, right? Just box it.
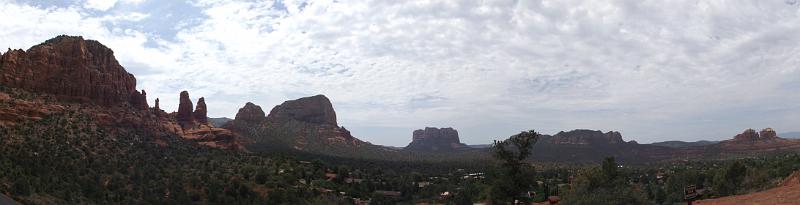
[734,129,761,141]
[405,127,467,151]
[760,128,778,139]
[234,102,266,123]
[549,129,626,145]
[267,95,337,126]
[176,91,194,122]
[194,97,207,123]
[0,35,137,106]
[130,89,148,110]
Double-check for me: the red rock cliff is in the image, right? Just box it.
[0,35,137,106]
[266,95,337,126]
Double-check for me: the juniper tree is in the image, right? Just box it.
[489,130,540,204]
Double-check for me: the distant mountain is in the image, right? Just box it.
[404,127,471,152]
[208,117,233,127]
[651,140,719,148]
[223,96,491,162]
[528,129,675,163]
[224,96,382,156]
[780,132,800,139]
[523,128,800,163]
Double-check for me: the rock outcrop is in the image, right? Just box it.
[733,128,779,141]
[0,35,137,106]
[760,128,778,139]
[734,129,760,141]
[194,97,207,123]
[233,102,266,124]
[549,129,627,145]
[267,95,337,126]
[176,91,194,122]
[130,89,148,110]
[404,127,468,152]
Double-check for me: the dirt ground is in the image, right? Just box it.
[694,171,800,205]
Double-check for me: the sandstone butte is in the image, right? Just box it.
[404,127,468,151]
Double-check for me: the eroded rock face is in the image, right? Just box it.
[176,91,193,122]
[405,127,467,151]
[0,35,137,106]
[267,95,337,126]
[234,102,267,124]
[194,97,207,123]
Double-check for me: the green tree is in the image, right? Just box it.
[712,160,747,196]
[489,130,540,204]
[562,157,650,205]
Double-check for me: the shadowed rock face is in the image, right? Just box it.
[176,91,193,122]
[548,129,626,145]
[0,35,137,106]
[405,127,467,152]
[194,97,207,123]
[267,95,337,126]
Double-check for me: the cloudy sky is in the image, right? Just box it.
[1,0,799,146]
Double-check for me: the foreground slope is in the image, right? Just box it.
[695,171,800,205]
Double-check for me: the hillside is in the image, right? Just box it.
[694,171,800,205]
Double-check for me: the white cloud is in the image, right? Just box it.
[2,0,800,146]
[84,0,118,11]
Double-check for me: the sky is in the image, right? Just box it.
[1,0,799,146]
